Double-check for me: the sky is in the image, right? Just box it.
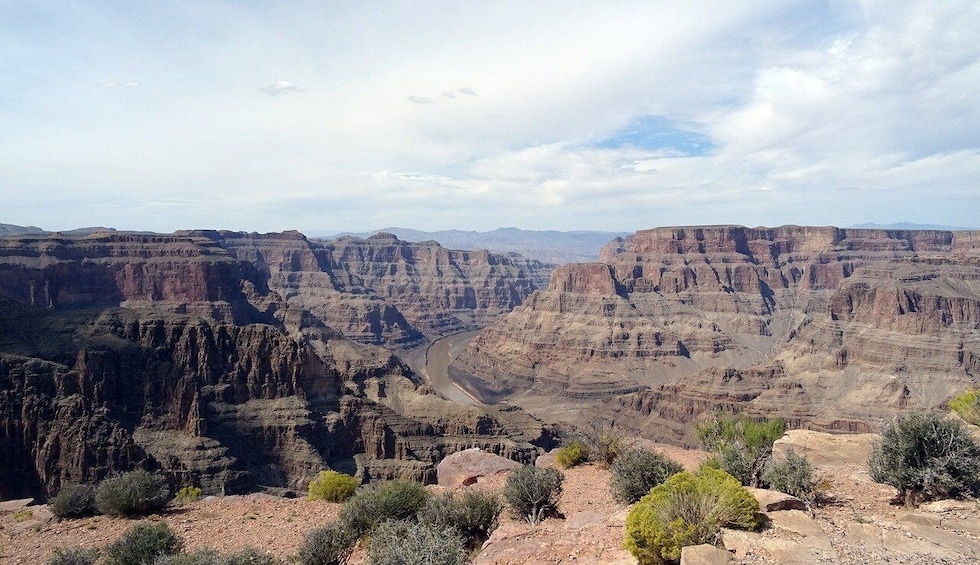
[1,1,978,233]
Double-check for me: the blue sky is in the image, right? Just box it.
[1,1,978,233]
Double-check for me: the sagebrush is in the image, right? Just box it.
[296,522,355,565]
[762,448,817,508]
[696,412,785,487]
[503,465,563,525]
[307,470,358,502]
[337,479,430,538]
[418,489,502,548]
[610,448,683,504]
[625,468,760,565]
[103,521,182,565]
[48,547,98,565]
[51,484,97,518]
[366,519,466,565]
[96,470,170,517]
[869,411,980,506]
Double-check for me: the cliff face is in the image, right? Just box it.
[0,231,554,500]
[455,226,980,442]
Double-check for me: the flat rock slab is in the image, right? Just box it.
[680,544,731,565]
[0,499,34,512]
[773,429,876,466]
[748,487,807,512]
[436,447,521,488]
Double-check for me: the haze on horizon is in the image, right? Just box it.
[2,1,978,234]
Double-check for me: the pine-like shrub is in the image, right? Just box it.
[949,389,980,426]
[96,470,170,517]
[695,412,785,487]
[296,523,356,565]
[104,521,183,565]
[610,448,683,504]
[555,440,589,469]
[51,484,97,518]
[48,547,98,565]
[418,489,502,548]
[366,520,466,565]
[337,479,430,538]
[307,471,358,502]
[762,448,817,508]
[625,468,761,565]
[869,411,980,506]
[502,465,563,525]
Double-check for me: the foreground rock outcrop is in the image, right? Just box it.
[454,225,980,442]
[0,230,554,500]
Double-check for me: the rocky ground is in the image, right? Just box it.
[2,432,979,564]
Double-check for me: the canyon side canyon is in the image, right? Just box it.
[1,225,979,502]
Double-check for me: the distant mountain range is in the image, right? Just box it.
[318,227,630,264]
[848,222,978,231]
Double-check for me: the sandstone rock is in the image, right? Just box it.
[0,499,33,512]
[773,429,875,466]
[748,487,807,512]
[436,448,521,488]
[454,225,980,443]
[680,544,731,565]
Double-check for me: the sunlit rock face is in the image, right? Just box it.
[455,225,980,443]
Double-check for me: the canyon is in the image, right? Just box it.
[0,230,553,500]
[454,225,980,444]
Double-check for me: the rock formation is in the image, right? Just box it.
[454,226,980,443]
[0,231,554,501]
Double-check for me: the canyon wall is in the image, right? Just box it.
[454,226,980,443]
[0,231,553,500]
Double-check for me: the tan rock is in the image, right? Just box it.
[680,544,731,565]
[436,448,521,488]
[773,429,876,467]
[748,487,807,512]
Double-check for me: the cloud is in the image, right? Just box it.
[259,81,303,96]
[97,81,139,89]
[441,91,456,99]
[456,88,478,96]
[408,95,434,104]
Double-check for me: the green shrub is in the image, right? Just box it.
[695,412,785,487]
[337,479,430,538]
[762,448,817,508]
[51,484,97,518]
[950,389,980,426]
[625,468,760,565]
[869,411,980,507]
[296,522,356,565]
[418,489,502,548]
[581,424,626,466]
[503,465,563,525]
[48,547,98,565]
[220,547,282,565]
[96,470,170,517]
[104,521,182,565]
[152,550,221,565]
[555,440,589,469]
[175,486,203,505]
[307,471,358,502]
[366,520,466,565]
[610,448,684,504]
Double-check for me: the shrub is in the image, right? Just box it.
[104,521,182,565]
[48,547,98,565]
[418,489,502,548]
[337,479,430,538]
[950,389,980,426]
[96,470,170,517]
[503,465,563,525]
[175,486,203,505]
[307,471,358,502]
[555,440,589,469]
[152,550,222,565]
[581,424,626,466]
[695,412,785,487]
[762,448,817,509]
[625,468,760,565]
[296,522,356,565]
[366,519,466,565]
[221,547,282,565]
[610,448,684,504]
[51,484,97,518]
[869,411,980,507]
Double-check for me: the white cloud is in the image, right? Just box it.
[1,1,978,232]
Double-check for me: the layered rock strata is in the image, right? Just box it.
[454,226,980,442]
[0,231,554,500]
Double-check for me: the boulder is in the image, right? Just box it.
[747,487,807,512]
[680,544,732,565]
[437,448,521,488]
